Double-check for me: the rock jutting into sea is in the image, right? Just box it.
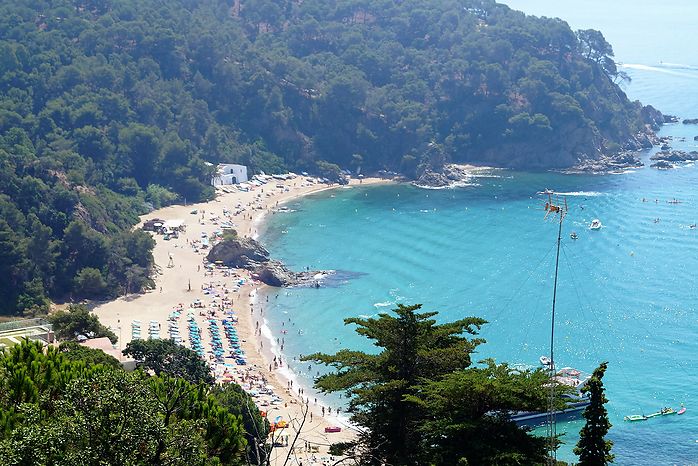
[650,160,674,170]
[569,151,644,173]
[413,164,478,188]
[682,118,698,124]
[649,149,698,169]
[207,237,327,287]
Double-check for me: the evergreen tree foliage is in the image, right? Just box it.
[574,362,614,465]
[48,303,118,344]
[58,340,121,368]
[0,340,249,465]
[212,383,270,465]
[408,360,550,465]
[123,337,215,384]
[304,304,549,465]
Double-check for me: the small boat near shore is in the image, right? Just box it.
[624,406,684,422]
[624,414,648,422]
[589,219,602,230]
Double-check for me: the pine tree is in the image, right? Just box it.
[574,362,614,465]
[304,304,486,465]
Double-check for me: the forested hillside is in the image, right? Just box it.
[0,0,658,314]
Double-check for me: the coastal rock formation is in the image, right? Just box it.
[664,115,680,123]
[207,237,270,268]
[252,261,324,288]
[207,237,327,287]
[650,149,698,162]
[641,105,666,130]
[650,160,674,170]
[413,164,475,188]
[634,131,655,149]
[414,169,451,188]
[694,136,698,141]
[682,118,698,124]
[570,151,644,173]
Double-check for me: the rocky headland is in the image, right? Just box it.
[413,164,479,188]
[207,236,327,287]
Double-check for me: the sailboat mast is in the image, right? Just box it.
[541,192,566,466]
[546,209,564,464]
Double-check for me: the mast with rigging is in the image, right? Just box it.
[543,192,567,465]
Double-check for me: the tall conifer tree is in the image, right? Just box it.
[574,362,614,465]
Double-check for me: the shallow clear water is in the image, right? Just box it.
[260,3,698,464]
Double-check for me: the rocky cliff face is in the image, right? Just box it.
[497,105,661,172]
[207,237,326,287]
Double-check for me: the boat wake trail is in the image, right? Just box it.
[657,62,698,71]
[621,63,698,79]
[555,191,603,197]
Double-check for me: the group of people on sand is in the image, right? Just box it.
[146,177,352,464]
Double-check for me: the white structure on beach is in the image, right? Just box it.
[211,164,248,186]
[163,219,186,232]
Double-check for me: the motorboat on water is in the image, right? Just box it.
[589,219,602,230]
[509,362,591,427]
[624,414,648,422]
[624,405,685,422]
[510,394,590,427]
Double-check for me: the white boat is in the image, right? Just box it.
[589,219,602,230]
[510,364,591,427]
[511,393,590,427]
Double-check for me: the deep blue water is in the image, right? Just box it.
[260,3,698,464]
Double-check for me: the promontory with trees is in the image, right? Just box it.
[0,0,660,315]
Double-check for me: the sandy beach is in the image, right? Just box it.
[93,174,388,465]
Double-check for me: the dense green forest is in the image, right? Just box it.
[0,340,268,465]
[0,0,659,314]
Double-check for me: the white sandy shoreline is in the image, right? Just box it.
[92,175,388,465]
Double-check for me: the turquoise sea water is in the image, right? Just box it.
[260,3,698,464]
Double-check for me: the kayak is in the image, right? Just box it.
[678,407,687,415]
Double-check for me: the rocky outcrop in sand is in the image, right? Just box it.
[207,237,326,287]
